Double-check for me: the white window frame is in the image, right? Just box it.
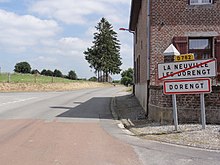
[189,0,213,5]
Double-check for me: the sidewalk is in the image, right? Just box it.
[113,90,220,151]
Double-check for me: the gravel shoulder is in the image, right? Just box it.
[114,90,220,151]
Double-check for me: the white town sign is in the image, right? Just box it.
[163,78,211,95]
[158,59,217,80]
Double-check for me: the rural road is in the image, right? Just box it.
[0,87,219,165]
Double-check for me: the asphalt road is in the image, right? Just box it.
[0,87,219,165]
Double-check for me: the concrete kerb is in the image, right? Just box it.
[110,96,138,134]
[110,96,132,126]
[110,94,220,151]
[110,97,119,120]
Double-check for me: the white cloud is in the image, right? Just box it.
[0,9,60,53]
[34,56,58,63]
[57,37,91,57]
[29,0,130,25]
[0,10,92,59]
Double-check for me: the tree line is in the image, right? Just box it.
[14,61,77,80]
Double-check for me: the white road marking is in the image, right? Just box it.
[0,97,37,106]
[118,123,125,129]
[117,123,135,135]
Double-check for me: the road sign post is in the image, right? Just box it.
[158,57,217,130]
[172,94,178,131]
[200,93,206,129]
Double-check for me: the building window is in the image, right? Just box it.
[189,0,213,5]
[188,38,212,59]
[135,56,141,83]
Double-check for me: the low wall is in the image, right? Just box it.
[148,85,220,124]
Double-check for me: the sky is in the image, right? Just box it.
[0,0,133,80]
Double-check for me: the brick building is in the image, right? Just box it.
[129,0,220,124]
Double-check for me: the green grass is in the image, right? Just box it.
[0,73,79,83]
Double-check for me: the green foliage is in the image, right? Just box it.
[121,76,132,86]
[68,70,77,80]
[121,68,133,79]
[121,68,134,86]
[14,61,31,74]
[41,69,53,76]
[84,17,122,82]
[41,69,47,75]
[31,69,40,74]
[112,80,120,84]
[53,69,63,77]
[88,76,98,82]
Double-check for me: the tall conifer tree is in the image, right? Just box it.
[84,17,122,82]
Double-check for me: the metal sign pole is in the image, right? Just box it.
[200,93,206,129]
[172,94,178,131]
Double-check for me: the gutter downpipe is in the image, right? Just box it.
[146,0,151,118]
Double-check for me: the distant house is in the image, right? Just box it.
[129,0,220,124]
[98,74,113,83]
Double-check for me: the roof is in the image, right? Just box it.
[129,0,142,31]
[163,44,180,56]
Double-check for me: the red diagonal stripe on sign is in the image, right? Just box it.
[159,59,216,80]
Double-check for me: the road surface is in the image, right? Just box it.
[0,87,219,165]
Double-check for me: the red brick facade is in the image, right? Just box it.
[129,0,220,124]
[150,0,220,85]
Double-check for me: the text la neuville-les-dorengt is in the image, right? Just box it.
[162,62,210,77]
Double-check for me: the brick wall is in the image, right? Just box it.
[131,0,220,124]
[149,86,220,124]
[150,0,220,86]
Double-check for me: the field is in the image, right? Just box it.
[0,73,111,92]
[0,73,75,83]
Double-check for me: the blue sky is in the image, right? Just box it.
[0,0,133,80]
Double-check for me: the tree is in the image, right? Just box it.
[121,68,134,86]
[41,69,47,75]
[40,69,53,76]
[68,70,77,80]
[45,70,53,76]
[31,69,40,74]
[84,17,122,82]
[14,61,31,74]
[53,69,63,77]
[88,76,98,82]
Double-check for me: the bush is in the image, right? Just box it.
[88,76,98,82]
[121,76,132,86]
